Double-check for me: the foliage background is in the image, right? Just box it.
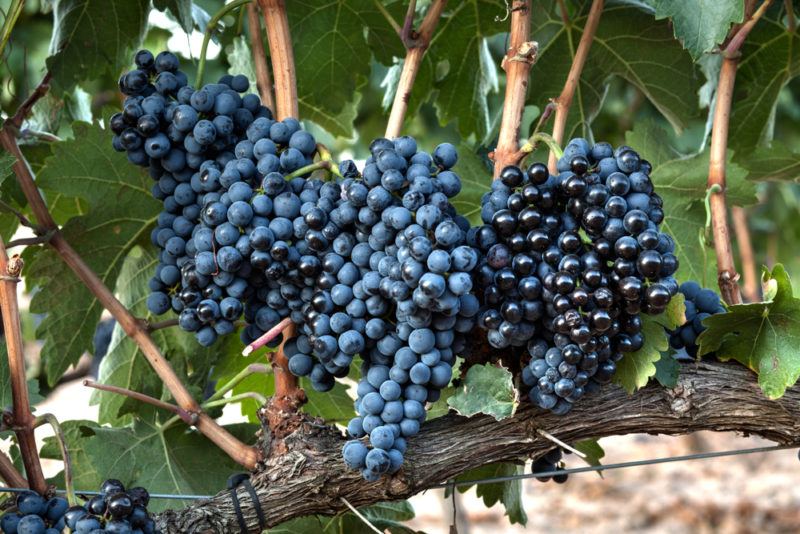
[1,0,800,531]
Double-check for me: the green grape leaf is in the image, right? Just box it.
[653,352,681,387]
[267,501,419,534]
[451,144,492,226]
[299,93,360,138]
[93,247,225,424]
[339,501,420,534]
[210,347,275,423]
[0,344,44,410]
[426,386,455,419]
[530,1,701,141]
[40,419,256,512]
[287,0,403,123]
[0,151,20,240]
[698,264,800,399]
[2,143,70,232]
[46,0,151,91]
[448,364,518,420]
[426,0,506,139]
[451,463,527,525]
[742,142,800,182]
[301,378,354,423]
[152,0,195,33]
[729,20,800,154]
[223,31,362,137]
[614,294,685,394]
[574,438,605,471]
[649,0,744,60]
[0,151,16,187]
[625,121,757,286]
[23,121,159,385]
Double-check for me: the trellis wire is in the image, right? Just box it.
[0,444,795,501]
[434,443,799,489]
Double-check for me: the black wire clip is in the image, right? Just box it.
[227,473,266,533]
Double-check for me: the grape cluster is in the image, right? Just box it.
[531,448,569,484]
[112,49,322,348]
[281,138,480,481]
[65,480,156,533]
[111,50,683,480]
[476,138,679,414]
[0,480,155,534]
[1,492,68,534]
[668,281,725,357]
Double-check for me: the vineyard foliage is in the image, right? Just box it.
[1,0,800,528]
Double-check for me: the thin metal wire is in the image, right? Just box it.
[433,444,799,489]
[0,444,795,500]
[0,487,213,500]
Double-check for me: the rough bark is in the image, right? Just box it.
[155,361,800,533]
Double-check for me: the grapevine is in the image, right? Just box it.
[105,43,690,478]
[0,0,796,531]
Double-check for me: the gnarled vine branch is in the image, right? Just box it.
[154,362,800,533]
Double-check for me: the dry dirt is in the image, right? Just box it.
[407,432,800,534]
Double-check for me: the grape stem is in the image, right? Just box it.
[0,448,26,489]
[203,392,269,410]
[400,0,418,47]
[5,72,53,132]
[786,0,796,32]
[373,0,403,36]
[258,0,298,120]
[246,2,276,111]
[384,0,448,138]
[703,184,722,238]
[315,143,343,178]
[18,128,61,143]
[707,0,772,305]
[0,238,47,494]
[263,322,308,434]
[145,317,180,331]
[519,132,564,163]
[242,316,293,356]
[732,206,760,302]
[196,0,253,88]
[33,413,76,505]
[0,101,260,468]
[0,0,24,62]
[0,198,42,234]
[205,364,271,405]
[5,233,57,249]
[547,0,604,174]
[492,0,538,178]
[83,380,197,424]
